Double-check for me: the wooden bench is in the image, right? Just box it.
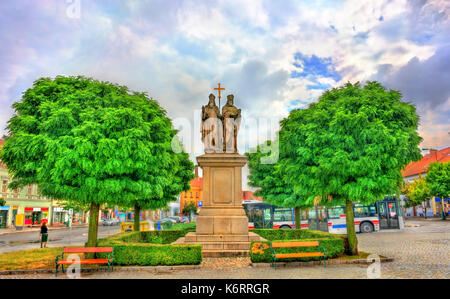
[270,241,326,268]
[55,247,114,277]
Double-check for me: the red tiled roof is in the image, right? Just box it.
[402,147,450,178]
[242,190,262,201]
[190,177,203,189]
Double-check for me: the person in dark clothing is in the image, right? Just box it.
[40,220,48,248]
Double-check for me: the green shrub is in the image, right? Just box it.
[96,230,202,266]
[252,229,338,240]
[171,222,196,231]
[250,229,346,263]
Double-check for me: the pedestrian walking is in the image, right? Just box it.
[40,220,48,248]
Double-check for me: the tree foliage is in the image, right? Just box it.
[403,177,430,208]
[0,76,185,244]
[246,140,306,208]
[425,162,449,201]
[280,82,422,206]
[279,81,422,254]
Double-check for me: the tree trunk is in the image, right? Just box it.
[294,206,300,229]
[86,202,99,258]
[134,203,141,232]
[345,199,358,256]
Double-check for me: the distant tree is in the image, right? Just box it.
[182,202,198,222]
[0,198,5,206]
[425,162,449,220]
[403,176,430,217]
[279,82,422,255]
[246,140,310,229]
[131,149,194,231]
[0,76,177,247]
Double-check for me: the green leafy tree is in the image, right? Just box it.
[403,177,430,217]
[279,82,422,255]
[403,177,430,207]
[246,140,310,229]
[182,201,198,222]
[0,76,178,247]
[131,150,194,231]
[425,162,449,220]
[0,198,5,206]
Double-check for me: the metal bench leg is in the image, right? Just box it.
[55,264,58,277]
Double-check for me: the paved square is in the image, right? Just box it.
[2,219,448,279]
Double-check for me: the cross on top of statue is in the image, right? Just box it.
[214,83,225,107]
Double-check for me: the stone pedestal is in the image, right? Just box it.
[174,153,265,257]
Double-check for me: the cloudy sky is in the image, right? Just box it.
[1,0,449,160]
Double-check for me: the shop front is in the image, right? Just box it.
[24,207,49,226]
[52,207,69,226]
[0,206,9,228]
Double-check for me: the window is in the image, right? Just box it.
[273,208,293,222]
[327,207,345,219]
[354,204,377,218]
[301,209,310,220]
[2,180,7,193]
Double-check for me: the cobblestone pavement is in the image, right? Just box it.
[1,219,448,279]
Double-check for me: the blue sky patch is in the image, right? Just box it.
[291,53,341,82]
[287,99,309,111]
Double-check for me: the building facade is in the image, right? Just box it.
[180,167,203,216]
[0,165,53,227]
[401,147,449,217]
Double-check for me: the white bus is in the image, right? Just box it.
[242,197,403,234]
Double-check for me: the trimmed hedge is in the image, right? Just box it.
[250,229,346,263]
[96,230,202,266]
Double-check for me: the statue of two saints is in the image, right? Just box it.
[201,93,241,153]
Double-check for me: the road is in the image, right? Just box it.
[0,225,121,254]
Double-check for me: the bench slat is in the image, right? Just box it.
[275,252,324,259]
[63,247,113,253]
[272,241,319,248]
[57,259,110,265]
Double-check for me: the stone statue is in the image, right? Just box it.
[222,94,241,153]
[201,93,222,153]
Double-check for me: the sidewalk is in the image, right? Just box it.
[404,216,449,221]
[0,223,88,236]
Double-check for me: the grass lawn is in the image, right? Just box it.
[0,247,63,271]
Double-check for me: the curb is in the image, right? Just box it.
[0,264,201,276]
[251,257,394,268]
[0,225,89,236]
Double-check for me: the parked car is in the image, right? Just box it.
[168,216,181,223]
[109,218,120,226]
[101,218,111,226]
[101,218,120,226]
[160,218,177,224]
